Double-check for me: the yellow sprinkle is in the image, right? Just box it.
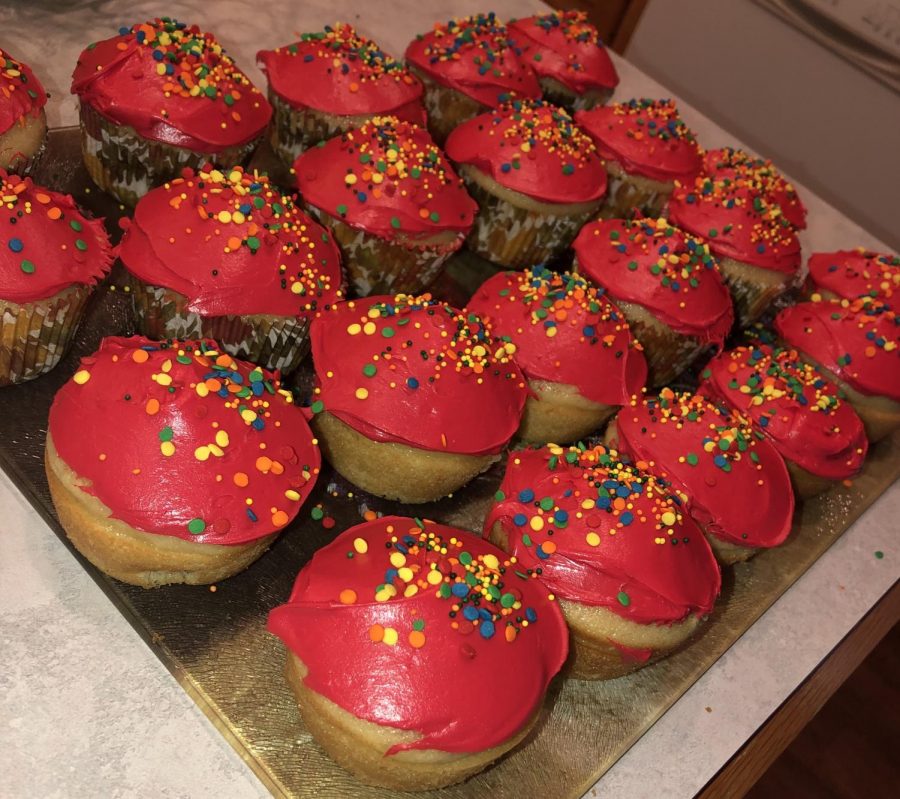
[355,387,369,400]
[196,383,209,397]
[194,446,210,462]
[155,373,172,387]
[363,321,376,335]
[215,430,229,448]
[284,489,301,501]
[426,569,443,585]
[530,516,544,532]
[661,511,677,527]
[347,323,362,335]
[217,210,232,224]
[389,552,406,568]
[160,441,176,457]
[397,566,414,582]
[73,370,91,385]
[353,537,368,554]
[482,553,499,570]
[403,584,418,597]
[382,627,399,646]
[585,532,601,547]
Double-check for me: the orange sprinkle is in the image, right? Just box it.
[145,398,160,415]
[542,540,557,554]
[408,630,426,649]
[131,349,149,363]
[339,589,357,605]
[256,456,273,472]
[233,471,249,487]
[47,207,61,220]
[369,624,385,643]
[271,510,289,527]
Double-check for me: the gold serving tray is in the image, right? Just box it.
[2,129,897,799]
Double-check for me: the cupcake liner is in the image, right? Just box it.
[538,77,613,113]
[599,162,671,219]
[129,278,310,373]
[79,103,260,207]
[0,110,49,176]
[0,284,92,386]
[410,68,485,146]
[717,256,792,327]
[268,91,362,168]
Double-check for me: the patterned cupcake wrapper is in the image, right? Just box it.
[599,167,671,220]
[79,103,260,207]
[129,278,310,373]
[268,91,360,169]
[0,284,92,386]
[717,259,792,328]
[463,174,600,269]
[411,69,485,146]
[537,77,613,113]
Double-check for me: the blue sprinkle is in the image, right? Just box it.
[479,620,495,639]
[251,418,265,431]
[518,488,535,503]
[463,605,479,621]
[407,377,419,389]
[451,583,469,598]
[357,191,367,202]
[583,325,595,337]
[513,513,527,527]
[8,238,23,253]
[152,50,164,61]
[246,508,258,522]
[385,568,398,583]
[536,545,550,560]
[525,608,537,622]
[620,511,634,526]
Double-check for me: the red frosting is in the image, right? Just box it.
[509,11,619,95]
[466,267,646,405]
[71,18,271,153]
[294,116,477,241]
[405,13,541,107]
[118,164,343,318]
[807,249,900,303]
[775,298,900,402]
[0,47,47,135]
[573,216,734,344]
[48,336,320,545]
[0,170,112,303]
[484,444,720,625]
[703,148,807,230]
[444,98,607,204]
[257,24,425,122]
[309,294,528,456]
[267,516,568,753]
[700,345,867,480]
[612,391,794,550]
[575,99,702,184]
[668,175,802,274]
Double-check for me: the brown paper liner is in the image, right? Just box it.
[537,77,613,113]
[409,68,486,146]
[0,284,92,385]
[717,256,793,327]
[598,161,673,220]
[128,278,310,373]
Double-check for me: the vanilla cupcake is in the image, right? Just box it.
[806,248,899,303]
[0,47,48,173]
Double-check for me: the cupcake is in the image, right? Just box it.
[606,390,795,565]
[668,175,802,326]
[308,294,527,503]
[703,147,807,230]
[806,248,899,303]
[257,23,425,167]
[467,266,646,444]
[0,47,48,173]
[699,344,868,498]
[71,17,272,206]
[118,164,343,373]
[509,10,619,111]
[485,443,721,679]
[775,297,900,442]
[575,99,703,219]
[46,336,320,587]
[405,12,540,144]
[268,515,568,790]
[0,170,112,386]
[573,216,734,386]
[294,116,477,296]
[445,98,606,268]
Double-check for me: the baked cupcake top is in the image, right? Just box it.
[48,336,320,544]
[700,345,867,480]
[118,164,343,318]
[573,216,734,345]
[444,98,607,204]
[294,116,477,241]
[404,12,541,107]
[71,17,271,152]
[703,147,807,230]
[508,10,619,95]
[466,266,647,405]
[0,47,48,135]
[257,23,424,122]
[612,390,794,549]
[309,294,527,456]
[267,515,568,753]
[0,170,112,303]
[484,444,720,624]
[575,99,702,184]
[668,175,802,273]
[775,297,900,402]
[807,249,900,303]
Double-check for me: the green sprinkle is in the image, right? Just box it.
[686,453,699,466]
[617,591,631,607]
[159,426,174,442]
[69,220,83,232]
[390,216,402,229]
[187,518,206,535]
[310,400,324,414]
[74,239,88,251]
[459,551,473,565]
[382,327,395,338]
[412,619,426,631]
[20,259,35,274]
[363,364,377,377]
[875,550,884,559]
[494,490,505,501]
[336,204,348,215]
[311,507,324,521]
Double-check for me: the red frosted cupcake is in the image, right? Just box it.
[467,266,646,444]
[118,164,343,372]
[308,294,527,503]
[45,336,320,587]
[775,298,900,441]
[405,13,540,144]
[668,175,802,326]
[485,443,720,679]
[573,216,734,385]
[703,147,807,230]
[509,10,619,111]
[700,344,868,497]
[0,47,48,173]
[806,248,899,303]
[607,390,795,565]
[268,515,567,790]
[257,23,425,166]
[576,99,702,218]
[71,18,272,206]
[294,116,476,296]
[445,98,606,268]
[0,170,112,385]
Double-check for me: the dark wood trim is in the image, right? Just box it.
[612,0,650,53]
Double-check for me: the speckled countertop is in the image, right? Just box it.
[1,2,897,798]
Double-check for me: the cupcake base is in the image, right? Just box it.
[0,109,48,174]
[519,380,617,445]
[538,76,613,113]
[717,256,794,328]
[785,458,838,500]
[409,68,486,146]
[599,160,673,219]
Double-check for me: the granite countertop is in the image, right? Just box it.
[1,2,897,798]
